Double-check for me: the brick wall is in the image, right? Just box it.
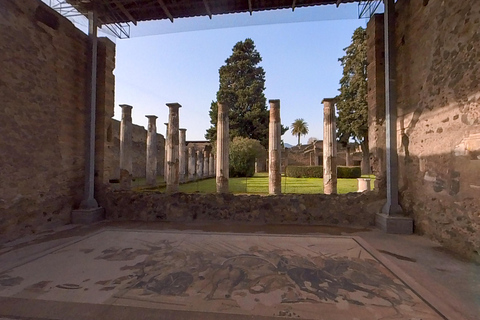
[0,0,115,239]
[367,0,480,262]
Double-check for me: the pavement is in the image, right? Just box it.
[0,221,478,320]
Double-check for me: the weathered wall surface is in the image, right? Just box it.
[368,0,480,261]
[105,119,165,180]
[0,0,114,239]
[105,191,384,227]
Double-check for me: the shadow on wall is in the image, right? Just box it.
[397,130,480,263]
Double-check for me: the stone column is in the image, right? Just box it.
[203,150,210,178]
[119,104,133,190]
[164,123,168,179]
[346,146,353,166]
[216,102,229,193]
[165,103,181,193]
[268,99,281,195]
[196,150,204,179]
[314,144,320,166]
[179,128,187,183]
[209,153,215,177]
[322,98,337,194]
[188,147,196,181]
[145,115,158,186]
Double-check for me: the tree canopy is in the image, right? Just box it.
[336,27,369,173]
[205,38,287,148]
[291,118,309,146]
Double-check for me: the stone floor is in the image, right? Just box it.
[0,221,478,320]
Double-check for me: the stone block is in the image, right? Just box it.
[376,213,413,235]
[71,207,105,224]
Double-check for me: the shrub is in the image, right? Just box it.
[285,166,361,178]
[286,166,323,178]
[337,166,361,178]
[229,137,266,177]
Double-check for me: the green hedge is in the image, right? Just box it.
[286,166,323,178]
[285,166,361,178]
[337,166,361,178]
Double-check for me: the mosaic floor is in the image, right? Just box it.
[0,230,444,319]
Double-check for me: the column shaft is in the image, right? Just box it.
[268,100,281,195]
[179,129,187,183]
[166,103,181,193]
[119,104,133,190]
[164,123,168,179]
[216,102,229,193]
[188,147,196,181]
[196,150,204,179]
[203,150,210,178]
[322,98,337,194]
[145,115,158,186]
[209,153,215,177]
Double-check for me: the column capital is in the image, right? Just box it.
[179,128,187,132]
[217,102,229,113]
[166,102,182,109]
[119,104,133,111]
[269,100,280,122]
[321,98,337,104]
[145,115,158,120]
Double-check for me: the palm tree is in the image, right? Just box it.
[291,118,309,146]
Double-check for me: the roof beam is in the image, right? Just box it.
[157,0,174,22]
[248,0,253,15]
[292,0,296,11]
[203,0,212,19]
[336,0,342,7]
[112,0,137,25]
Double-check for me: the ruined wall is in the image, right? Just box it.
[368,0,480,261]
[105,119,165,180]
[0,0,114,239]
[105,191,384,228]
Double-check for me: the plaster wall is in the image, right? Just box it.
[368,0,480,261]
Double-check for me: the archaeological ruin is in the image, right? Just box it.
[0,0,478,265]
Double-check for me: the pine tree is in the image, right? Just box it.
[206,39,286,148]
[336,27,369,174]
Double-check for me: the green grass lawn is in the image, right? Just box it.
[139,173,374,194]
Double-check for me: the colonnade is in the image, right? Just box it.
[118,98,339,195]
[118,103,214,193]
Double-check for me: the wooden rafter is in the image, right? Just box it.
[336,0,342,7]
[157,0,174,22]
[248,0,253,15]
[112,0,137,25]
[292,0,296,11]
[203,0,212,19]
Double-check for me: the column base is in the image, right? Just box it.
[71,207,105,224]
[376,213,413,234]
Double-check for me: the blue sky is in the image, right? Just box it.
[110,4,367,145]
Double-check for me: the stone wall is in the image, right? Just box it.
[368,0,480,262]
[105,119,165,180]
[0,0,115,239]
[104,191,384,227]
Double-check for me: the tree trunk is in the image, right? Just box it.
[360,139,370,175]
[297,134,301,146]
